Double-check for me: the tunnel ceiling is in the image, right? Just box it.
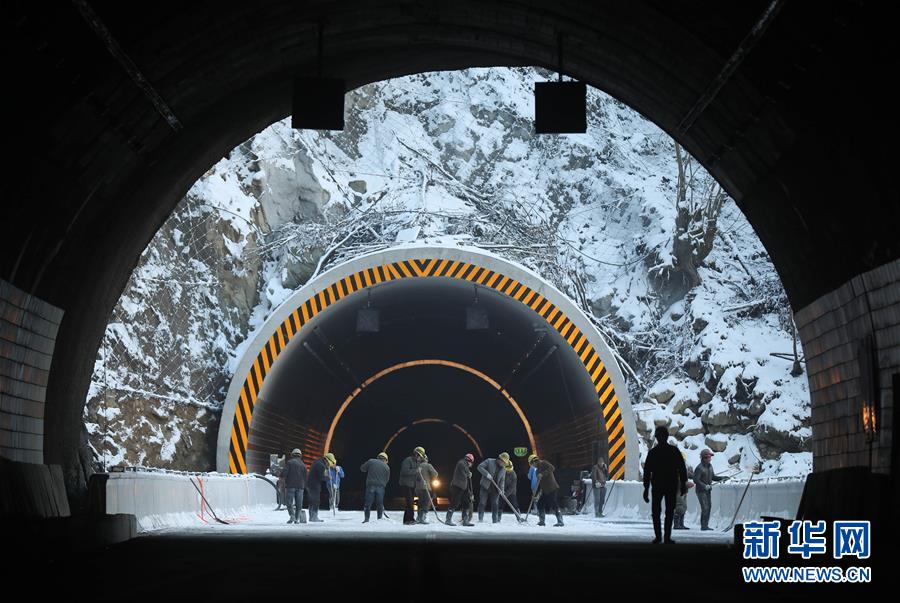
[255,276,597,466]
[5,1,898,470]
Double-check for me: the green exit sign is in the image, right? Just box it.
[514,447,528,457]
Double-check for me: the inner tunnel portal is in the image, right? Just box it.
[241,263,618,506]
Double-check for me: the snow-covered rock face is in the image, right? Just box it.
[83,67,810,479]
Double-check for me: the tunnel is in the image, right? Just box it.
[4,1,899,596]
[219,247,638,500]
[5,1,896,498]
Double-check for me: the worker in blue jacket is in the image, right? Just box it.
[329,464,345,510]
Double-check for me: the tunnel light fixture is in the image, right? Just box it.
[357,289,379,332]
[291,23,345,131]
[356,308,380,332]
[534,81,587,134]
[466,285,489,330]
[292,77,345,130]
[534,33,586,134]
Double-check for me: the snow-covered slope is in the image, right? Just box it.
[83,68,810,479]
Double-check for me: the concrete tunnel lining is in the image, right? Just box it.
[217,245,638,480]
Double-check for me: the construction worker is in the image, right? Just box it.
[477,452,509,523]
[446,453,475,526]
[693,448,726,530]
[498,460,520,521]
[414,453,438,524]
[269,452,286,511]
[306,452,336,522]
[360,452,390,522]
[283,448,307,524]
[529,454,564,526]
[674,460,694,530]
[643,426,688,544]
[399,446,426,525]
[329,463,345,510]
[591,457,609,517]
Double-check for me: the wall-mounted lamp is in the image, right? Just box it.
[858,334,880,471]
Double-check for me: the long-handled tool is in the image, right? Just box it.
[483,471,525,523]
[417,466,446,525]
[602,478,618,512]
[525,488,542,522]
[722,465,760,532]
[189,477,230,525]
[463,475,475,525]
[252,474,282,511]
[328,481,337,516]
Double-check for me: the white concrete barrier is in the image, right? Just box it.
[583,478,805,528]
[105,471,276,532]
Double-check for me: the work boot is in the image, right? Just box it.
[652,536,661,544]
[701,526,713,531]
[478,510,484,522]
[363,510,370,523]
[287,509,295,524]
[554,512,565,527]
[538,510,546,526]
[664,538,676,544]
[445,510,454,524]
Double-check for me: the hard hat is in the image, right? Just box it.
[498,452,510,463]
[324,452,337,466]
[291,448,302,457]
[377,452,388,462]
[414,446,426,458]
[528,454,539,464]
[465,453,474,462]
[505,461,513,471]
[700,449,714,458]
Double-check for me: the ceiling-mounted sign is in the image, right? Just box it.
[514,447,528,457]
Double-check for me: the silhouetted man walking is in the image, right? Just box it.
[643,426,687,544]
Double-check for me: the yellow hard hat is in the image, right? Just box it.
[505,461,513,472]
[414,446,426,458]
[324,452,336,466]
[498,452,510,463]
[377,452,388,462]
[528,454,539,464]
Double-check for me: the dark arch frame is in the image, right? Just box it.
[6,2,897,479]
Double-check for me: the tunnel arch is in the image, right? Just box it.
[323,359,537,455]
[6,2,894,495]
[217,245,638,479]
[383,419,484,459]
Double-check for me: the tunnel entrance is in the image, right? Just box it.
[218,248,638,489]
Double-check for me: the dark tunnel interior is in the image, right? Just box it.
[250,276,606,507]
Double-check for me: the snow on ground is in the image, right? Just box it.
[144,509,733,545]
